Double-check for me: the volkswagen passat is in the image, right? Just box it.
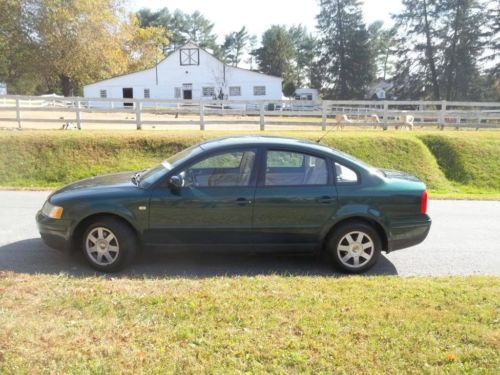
[37,136,431,273]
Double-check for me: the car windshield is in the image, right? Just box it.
[138,145,202,188]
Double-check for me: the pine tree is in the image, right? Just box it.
[220,27,251,67]
[137,8,218,52]
[254,26,296,79]
[288,25,318,87]
[394,0,442,100]
[317,0,375,99]
[440,0,486,100]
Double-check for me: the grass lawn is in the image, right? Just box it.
[0,273,498,374]
[0,129,499,199]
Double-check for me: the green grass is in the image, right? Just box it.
[0,129,499,198]
[0,273,498,373]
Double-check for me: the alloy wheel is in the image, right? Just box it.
[336,231,375,268]
[85,227,120,266]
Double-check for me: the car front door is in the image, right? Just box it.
[252,149,338,249]
[146,148,258,248]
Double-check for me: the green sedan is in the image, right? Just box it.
[36,136,431,273]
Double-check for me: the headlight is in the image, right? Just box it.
[42,201,63,219]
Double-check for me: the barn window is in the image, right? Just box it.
[174,87,181,98]
[180,48,200,66]
[202,87,215,97]
[253,86,266,96]
[144,89,150,98]
[99,89,107,98]
[229,86,241,96]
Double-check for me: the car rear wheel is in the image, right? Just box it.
[327,222,381,274]
[82,218,136,272]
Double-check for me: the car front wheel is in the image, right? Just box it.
[82,218,136,272]
[327,222,381,274]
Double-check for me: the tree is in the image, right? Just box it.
[0,0,168,96]
[137,8,218,52]
[288,25,318,87]
[394,0,443,99]
[481,0,499,99]
[367,21,397,80]
[254,25,296,79]
[220,27,251,67]
[282,80,297,98]
[123,15,169,72]
[0,0,43,94]
[440,0,486,100]
[394,0,488,100]
[317,0,376,99]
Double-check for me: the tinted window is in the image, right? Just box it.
[182,150,256,187]
[335,163,358,183]
[265,151,328,186]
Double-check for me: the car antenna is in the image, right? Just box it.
[316,124,335,144]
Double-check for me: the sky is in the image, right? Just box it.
[127,0,403,42]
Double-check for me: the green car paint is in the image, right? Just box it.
[37,136,431,263]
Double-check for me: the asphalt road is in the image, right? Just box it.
[0,191,499,277]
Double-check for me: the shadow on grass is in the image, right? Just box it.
[0,238,398,277]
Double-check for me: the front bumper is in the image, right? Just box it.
[36,210,72,252]
[387,215,432,252]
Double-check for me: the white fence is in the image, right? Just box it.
[0,95,499,130]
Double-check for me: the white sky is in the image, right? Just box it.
[127,0,403,42]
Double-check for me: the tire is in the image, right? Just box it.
[326,221,381,274]
[82,217,137,272]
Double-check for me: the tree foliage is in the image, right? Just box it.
[253,26,296,79]
[0,0,168,96]
[393,0,490,100]
[367,21,397,80]
[137,8,217,52]
[1,0,498,100]
[220,27,252,67]
[317,0,375,99]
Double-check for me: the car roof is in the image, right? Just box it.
[198,135,337,155]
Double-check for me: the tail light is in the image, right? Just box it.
[420,191,428,214]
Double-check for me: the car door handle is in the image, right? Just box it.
[316,196,336,204]
[235,197,252,206]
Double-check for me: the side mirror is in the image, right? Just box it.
[167,175,183,191]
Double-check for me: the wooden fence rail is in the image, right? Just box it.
[0,95,499,130]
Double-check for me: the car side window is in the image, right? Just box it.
[181,150,256,187]
[265,150,328,186]
[335,162,358,184]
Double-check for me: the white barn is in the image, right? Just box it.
[83,42,283,103]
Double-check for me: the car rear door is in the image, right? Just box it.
[252,148,338,250]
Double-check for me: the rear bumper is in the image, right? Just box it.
[387,215,431,252]
[36,210,72,252]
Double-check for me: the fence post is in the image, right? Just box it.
[321,101,327,131]
[75,99,82,129]
[260,102,265,131]
[135,100,142,130]
[383,101,388,130]
[439,100,447,130]
[200,102,205,131]
[15,98,21,129]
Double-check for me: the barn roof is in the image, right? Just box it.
[84,42,282,88]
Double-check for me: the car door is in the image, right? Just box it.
[252,148,338,249]
[146,148,258,248]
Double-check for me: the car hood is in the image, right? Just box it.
[51,172,135,197]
